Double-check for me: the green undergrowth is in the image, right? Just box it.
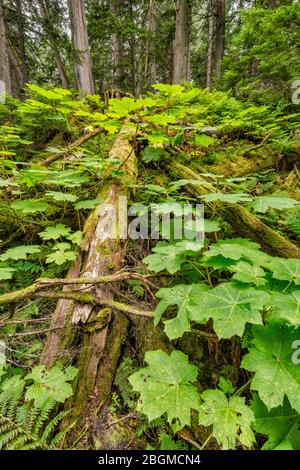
[0,83,300,450]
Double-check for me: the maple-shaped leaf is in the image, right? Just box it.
[129,350,200,431]
[0,266,15,280]
[143,242,187,274]
[74,199,102,210]
[242,321,300,413]
[155,283,210,340]
[203,238,264,264]
[251,196,299,214]
[0,245,41,261]
[265,258,300,285]
[39,224,71,241]
[11,199,49,214]
[229,261,267,287]
[45,191,78,202]
[198,389,255,450]
[46,243,77,265]
[24,364,77,407]
[201,193,252,204]
[191,282,269,339]
[268,291,300,325]
[252,394,300,450]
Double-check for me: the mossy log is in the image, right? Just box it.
[168,161,300,259]
[40,125,138,447]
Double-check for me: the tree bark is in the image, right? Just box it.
[37,0,70,89]
[68,0,94,94]
[111,2,123,87]
[0,0,12,95]
[15,0,28,88]
[145,0,157,87]
[173,0,192,84]
[215,0,225,82]
[206,0,214,89]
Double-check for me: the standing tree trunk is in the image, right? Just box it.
[15,0,28,88]
[215,0,225,82]
[68,0,94,94]
[38,0,70,89]
[206,0,214,89]
[145,0,157,87]
[0,0,12,95]
[173,0,192,84]
[111,2,123,87]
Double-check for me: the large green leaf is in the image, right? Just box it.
[252,394,300,450]
[191,282,269,338]
[155,284,210,340]
[198,389,255,450]
[0,245,41,261]
[129,350,200,431]
[251,196,299,214]
[143,242,187,274]
[11,199,49,214]
[24,364,77,407]
[242,321,300,413]
[39,224,71,241]
[265,258,300,285]
[268,291,300,325]
[201,193,252,204]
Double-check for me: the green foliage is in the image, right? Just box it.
[198,390,255,450]
[129,350,200,431]
[242,321,300,413]
[0,364,76,449]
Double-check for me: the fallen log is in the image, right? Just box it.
[40,127,105,167]
[168,161,300,259]
[39,125,138,447]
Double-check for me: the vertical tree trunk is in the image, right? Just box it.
[15,0,28,88]
[38,0,70,89]
[145,0,157,87]
[206,0,214,89]
[173,0,192,84]
[68,0,94,94]
[215,0,225,82]
[111,2,123,87]
[0,0,12,95]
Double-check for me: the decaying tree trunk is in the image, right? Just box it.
[41,125,138,447]
[168,161,300,259]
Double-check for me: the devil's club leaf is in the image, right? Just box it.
[129,350,200,431]
[252,394,300,450]
[143,242,187,274]
[242,321,300,413]
[39,224,71,241]
[266,258,300,285]
[251,196,299,214]
[155,283,210,340]
[191,282,268,339]
[0,245,41,261]
[24,364,77,407]
[198,389,255,450]
[268,291,300,325]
